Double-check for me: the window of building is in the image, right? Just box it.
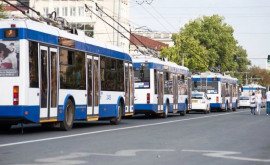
[54,7,59,16]
[70,7,76,16]
[69,22,94,37]
[43,7,48,16]
[78,6,84,16]
[62,7,68,16]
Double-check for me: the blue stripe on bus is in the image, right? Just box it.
[178,103,186,111]
[210,103,222,108]
[0,28,132,62]
[28,29,58,45]
[192,77,238,84]
[134,104,158,113]
[99,104,118,118]
[192,78,221,82]
[133,62,189,75]
[243,87,266,90]
[0,106,39,123]
[74,105,87,120]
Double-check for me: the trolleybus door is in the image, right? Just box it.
[40,46,58,119]
[173,75,178,111]
[187,77,192,110]
[87,55,100,116]
[229,84,233,109]
[221,83,226,109]
[157,71,164,112]
[129,64,134,113]
[124,63,134,114]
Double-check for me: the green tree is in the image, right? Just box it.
[248,66,270,87]
[0,3,6,18]
[161,15,249,74]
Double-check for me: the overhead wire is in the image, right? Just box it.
[148,4,178,32]
[138,3,171,32]
[93,2,157,56]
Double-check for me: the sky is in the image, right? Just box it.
[130,0,270,69]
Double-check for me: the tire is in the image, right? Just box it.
[60,99,75,131]
[110,104,122,125]
[0,123,12,132]
[162,103,169,118]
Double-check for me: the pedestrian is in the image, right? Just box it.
[255,89,262,115]
[266,87,270,115]
[250,92,256,115]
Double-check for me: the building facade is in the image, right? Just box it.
[130,33,168,57]
[4,0,130,53]
[132,31,174,47]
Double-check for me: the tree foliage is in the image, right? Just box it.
[161,15,250,74]
[248,66,270,87]
[0,3,6,18]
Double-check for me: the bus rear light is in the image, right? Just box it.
[147,93,150,104]
[216,96,219,103]
[13,86,19,105]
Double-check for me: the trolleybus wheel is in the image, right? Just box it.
[60,99,74,131]
[110,104,122,125]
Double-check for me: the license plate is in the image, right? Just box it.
[192,100,198,103]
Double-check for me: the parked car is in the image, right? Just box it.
[190,92,210,114]
[239,96,250,109]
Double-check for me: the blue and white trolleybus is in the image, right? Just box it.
[132,55,191,117]
[0,18,134,131]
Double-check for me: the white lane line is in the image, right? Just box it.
[0,110,249,148]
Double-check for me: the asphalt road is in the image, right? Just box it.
[0,108,270,165]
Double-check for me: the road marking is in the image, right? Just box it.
[12,149,175,165]
[0,110,249,148]
[182,150,270,162]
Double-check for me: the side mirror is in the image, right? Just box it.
[208,97,211,100]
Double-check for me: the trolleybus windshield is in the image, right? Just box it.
[192,81,218,94]
[134,68,150,89]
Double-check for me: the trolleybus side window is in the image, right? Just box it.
[154,69,157,94]
[117,60,124,91]
[164,72,173,94]
[100,56,124,91]
[29,41,39,87]
[59,48,86,89]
